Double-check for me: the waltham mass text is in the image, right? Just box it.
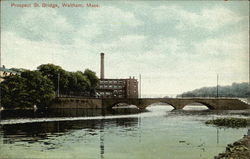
[10,3,100,8]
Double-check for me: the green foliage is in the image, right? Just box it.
[1,71,55,109]
[177,82,250,98]
[1,75,28,109]
[83,69,99,88]
[1,64,99,109]
[205,118,249,128]
[67,71,90,92]
[37,64,99,95]
[37,64,69,92]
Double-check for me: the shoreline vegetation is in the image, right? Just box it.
[206,117,250,159]
[214,133,250,159]
[205,117,249,128]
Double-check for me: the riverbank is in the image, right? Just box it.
[214,132,250,159]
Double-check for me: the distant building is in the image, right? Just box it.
[97,77,138,98]
[0,65,20,82]
[96,53,138,98]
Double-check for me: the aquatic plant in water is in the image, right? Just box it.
[205,117,249,128]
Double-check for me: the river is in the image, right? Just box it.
[0,104,249,159]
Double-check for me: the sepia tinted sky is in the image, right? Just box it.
[1,0,249,96]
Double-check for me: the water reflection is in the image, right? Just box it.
[1,118,139,140]
[1,108,140,120]
[0,106,249,159]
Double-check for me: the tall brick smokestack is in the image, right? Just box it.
[100,53,104,79]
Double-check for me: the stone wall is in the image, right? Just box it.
[50,98,102,109]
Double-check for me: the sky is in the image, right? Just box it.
[1,0,249,97]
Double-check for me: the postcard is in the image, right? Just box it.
[0,0,249,159]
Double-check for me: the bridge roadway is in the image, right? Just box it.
[51,97,250,110]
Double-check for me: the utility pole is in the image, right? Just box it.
[57,73,60,97]
[217,74,219,98]
[139,74,141,98]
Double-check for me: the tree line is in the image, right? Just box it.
[1,64,99,109]
[177,82,250,98]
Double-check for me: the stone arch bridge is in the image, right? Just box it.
[102,98,249,110]
[51,98,249,110]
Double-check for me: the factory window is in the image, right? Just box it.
[114,85,117,89]
[104,85,108,88]
[109,85,112,88]
[114,81,117,84]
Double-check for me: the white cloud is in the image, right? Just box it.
[84,6,142,28]
[75,24,102,39]
[154,6,242,31]
[98,34,146,53]
[192,31,249,82]
[151,38,182,55]
[193,31,248,57]
[1,31,96,72]
[14,8,73,42]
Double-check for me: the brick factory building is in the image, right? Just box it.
[96,53,138,98]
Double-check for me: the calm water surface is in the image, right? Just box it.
[0,105,249,159]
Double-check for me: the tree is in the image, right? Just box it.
[177,82,250,98]
[1,75,28,109]
[37,64,69,93]
[83,69,99,88]
[37,64,98,96]
[67,71,90,93]
[1,71,55,109]
[21,71,55,108]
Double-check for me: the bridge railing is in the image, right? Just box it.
[56,94,246,101]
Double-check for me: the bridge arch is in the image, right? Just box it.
[109,102,139,109]
[145,102,176,111]
[142,102,177,110]
[182,101,215,110]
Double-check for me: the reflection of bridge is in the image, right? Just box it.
[51,97,249,110]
